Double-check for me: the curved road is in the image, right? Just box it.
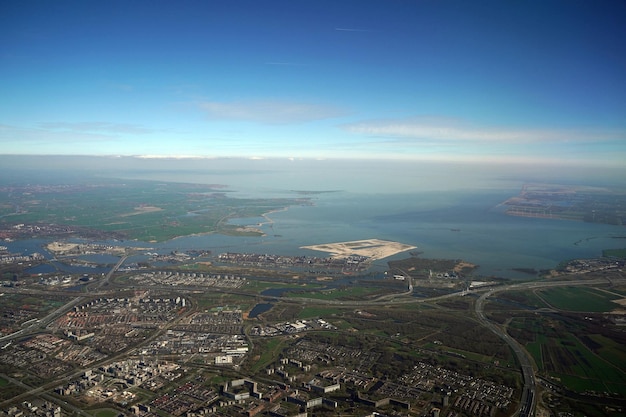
[279,275,618,417]
[471,277,616,417]
[475,289,536,417]
[2,254,621,417]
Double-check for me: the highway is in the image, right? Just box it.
[475,289,536,417]
[0,255,128,343]
[1,253,621,416]
[472,276,618,417]
[0,373,92,417]
[278,275,619,417]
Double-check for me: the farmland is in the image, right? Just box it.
[487,286,626,397]
[0,179,309,242]
[536,286,622,312]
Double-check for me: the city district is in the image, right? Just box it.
[0,237,625,417]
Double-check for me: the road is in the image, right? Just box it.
[476,289,536,417]
[472,277,616,417]
[278,275,619,417]
[0,255,128,343]
[1,255,621,416]
[0,373,92,417]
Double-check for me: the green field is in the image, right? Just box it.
[0,179,309,242]
[602,248,626,259]
[298,306,342,319]
[245,281,323,293]
[538,286,621,312]
[508,314,626,395]
[249,338,287,373]
[494,291,550,309]
[584,334,626,370]
[289,286,385,301]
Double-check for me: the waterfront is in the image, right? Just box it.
[5,188,625,279]
[207,189,626,278]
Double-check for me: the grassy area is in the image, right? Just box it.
[289,286,383,301]
[245,280,323,293]
[193,293,253,309]
[499,290,550,309]
[436,345,502,365]
[298,306,342,319]
[538,286,621,312]
[526,333,546,370]
[250,337,287,373]
[518,317,626,395]
[333,319,353,330]
[0,377,8,387]
[549,342,626,395]
[602,248,626,259]
[0,179,308,242]
[388,302,428,312]
[209,374,231,385]
[586,334,626,370]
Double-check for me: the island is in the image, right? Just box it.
[301,239,417,261]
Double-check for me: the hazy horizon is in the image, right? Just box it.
[2,3,626,410]
[2,155,626,196]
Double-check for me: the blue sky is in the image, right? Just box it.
[1,0,625,165]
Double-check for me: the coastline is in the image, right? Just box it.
[230,206,292,236]
[260,206,289,228]
[168,205,291,241]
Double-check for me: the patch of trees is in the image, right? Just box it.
[370,349,418,379]
[432,318,512,361]
[347,317,434,340]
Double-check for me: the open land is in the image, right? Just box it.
[1,240,625,417]
[301,239,416,261]
[0,180,625,417]
[0,180,310,242]
[46,242,129,257]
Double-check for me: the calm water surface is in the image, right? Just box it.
[7,189,625,279]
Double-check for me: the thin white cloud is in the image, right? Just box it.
[198,100,346,124]
[341,117,625,144]
[38,121,154,135]
[134,154,215,160]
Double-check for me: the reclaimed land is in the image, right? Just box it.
[301,238,416,261]
[501,183,626,225]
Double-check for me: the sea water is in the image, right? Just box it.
[5,183,625,279]
[163,189,625,279]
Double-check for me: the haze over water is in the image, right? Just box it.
[45,156,626,279]
[2,156,625,279]
[188,188,626,279]
[2,1,625,279]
